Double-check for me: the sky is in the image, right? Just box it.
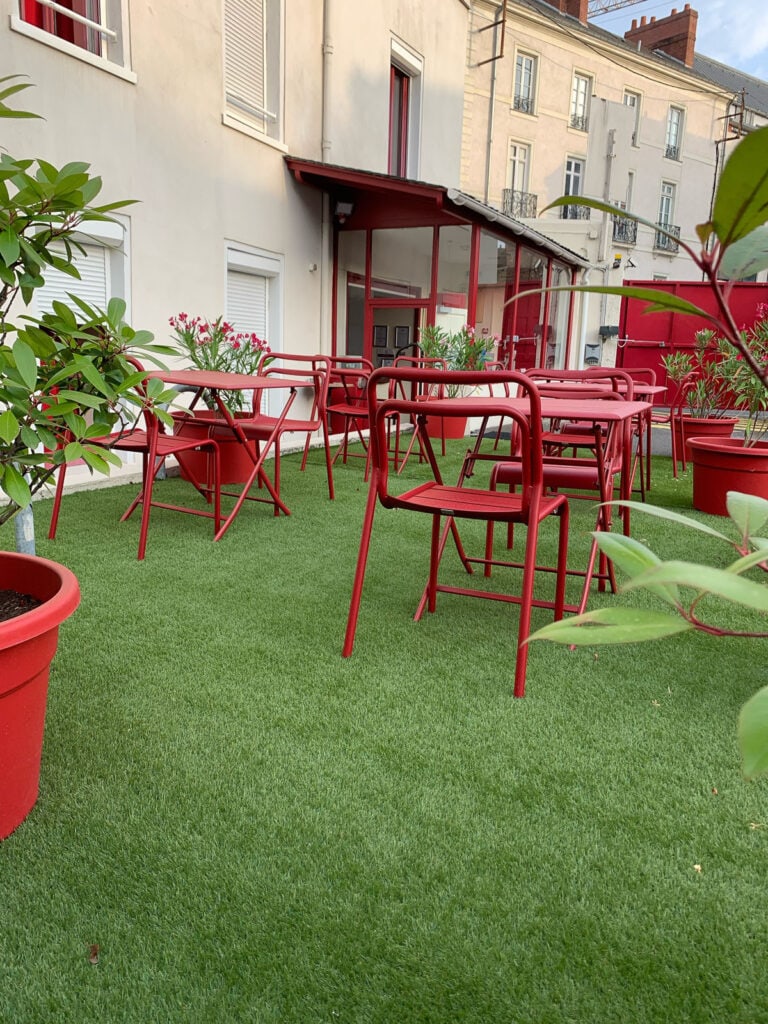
[591,0,768,81]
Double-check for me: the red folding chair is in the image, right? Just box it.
[329,356,374,480]
[48,358,222,560]
[201,352,335,505]
[480,388,629,615]
[343,366,570,698]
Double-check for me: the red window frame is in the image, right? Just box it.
[388,65,409,177]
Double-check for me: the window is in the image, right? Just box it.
[33,219,128,317]
[665,106,683,160]
[562,157,588,219]
[226,243,282,408]
[14,0,131,73]
[224,0,283,142]
[503,142,536,218]
[655,182,680,251]
[570,73,592,131]
[513,53,537,114]
[388,39,422,177]
[623,90,641,145]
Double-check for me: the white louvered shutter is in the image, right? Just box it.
[226,268,269,411]
[224,0,266,123]
[35,244,108,316]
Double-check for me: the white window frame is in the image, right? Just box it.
[225,242,283,414]
[390,36,423,179]
[665,106,684,160]
[10,0,135,83]
[508,141,530,193]
[658,180,676,228]
[223,0,286,149]
[623,90,641,146]
[513,52,537,115]
[564,156,584,198]
[570,73,592,131]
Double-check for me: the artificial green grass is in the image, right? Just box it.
[1,445,767,1023]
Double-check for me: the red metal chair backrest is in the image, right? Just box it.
[527,367,635,400]
[261,352,332,425]
[366,366,545,516]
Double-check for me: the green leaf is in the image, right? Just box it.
[507,285,719,325]
[11,337,37,390]
[719,225,768,280]
[106,296,127,324]
[727,548,768,575]
[591,532,679,605]
[56,389,106,409]
[623,561,768,612]
[0,226,20,266]
[713,125,768,248]
[63,441,85,461]
[726,491,768,538]
[0,408,19,444]
[528,607,692,645]
[609,500,731,542]
[739,685,768,779]
[1,463,31,508]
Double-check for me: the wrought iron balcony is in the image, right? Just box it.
[665,144,681,161]
[501,188,538,219]
[570,113,589,132]
[612,217,637,244]
[513,94,534,114]
[560,203,591,221]
[654,223,681,252]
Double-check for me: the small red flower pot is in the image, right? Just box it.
[688,437,768,516]
[0,553,80,840]
[425,415,468,441]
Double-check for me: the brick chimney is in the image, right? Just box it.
[539,0,589,26]
[624,5,698,68]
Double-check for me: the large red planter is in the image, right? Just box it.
[425,415,468,441]
[688,437,768,516]
[172,410,257,486]
[673,416,738,463]
[0,552,80,840]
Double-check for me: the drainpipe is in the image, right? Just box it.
[320,0,333,352]
[483,5,501,204]
[576,268,591,369]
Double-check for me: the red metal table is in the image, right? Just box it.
[150,368,308,539]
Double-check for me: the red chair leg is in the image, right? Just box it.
[48,462,67,540]
[342,480,380,657]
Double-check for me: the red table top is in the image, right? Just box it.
[149,369,307,390]
[418,395,651,422]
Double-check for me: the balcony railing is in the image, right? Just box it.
[654,223,681,252]
[665,144,681,161]
[513,94,534,114]
[560,203,591,221]
[570,113,589,132]
[612,217,637,244]
[501,188,538,219]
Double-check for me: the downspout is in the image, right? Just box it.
[483,6,501,205]
[320,0,333,352]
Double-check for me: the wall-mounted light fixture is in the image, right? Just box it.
[334,200,355,224]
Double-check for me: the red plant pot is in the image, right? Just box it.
[688,437,768,516]
[0,553,80,840]
[172,411,257,486]
[425,415,468,441]
[673,416,738,461]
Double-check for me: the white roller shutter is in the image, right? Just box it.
[224,0,266,122]
[226,269,268,339]
[36,243,108,316]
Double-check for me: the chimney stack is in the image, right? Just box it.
[623,4,698,67]
[539,0,589,26]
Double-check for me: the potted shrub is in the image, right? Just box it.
[686,308,768,514]
[167,313,271,485]
[418,323,497,439]
[0,77,172,838]
[661,332,738,468]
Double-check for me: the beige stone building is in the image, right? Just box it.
[463,0,736,366]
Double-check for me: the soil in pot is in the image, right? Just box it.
[0,590,42,623]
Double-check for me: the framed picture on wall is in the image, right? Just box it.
[373,325,388,347]
[379,354,394,367]
[395,326,410,349]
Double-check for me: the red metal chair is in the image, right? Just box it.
[329,356,374,480]
[480,388,629,615]
[200,352,334,505]
[342,366,570,698]
[48,358,222,560]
